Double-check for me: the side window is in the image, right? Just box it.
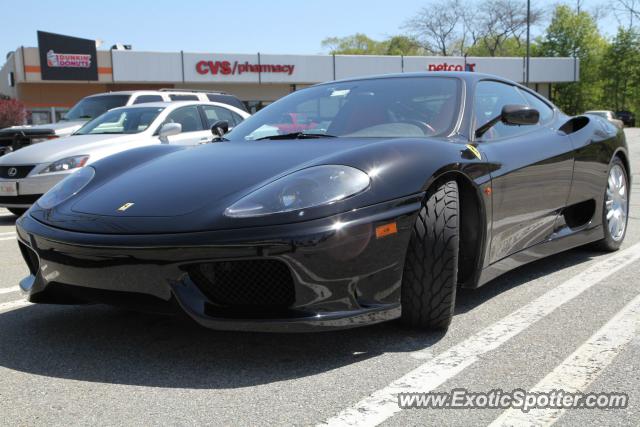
[231,112,245,125]
[475,81,532,140]
[164,106,204,133]
[169,94,199,101]
[518,89,554,123]
[202,105,236,127]
[132,95,164,104]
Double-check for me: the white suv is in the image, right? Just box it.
[0,90,247,155]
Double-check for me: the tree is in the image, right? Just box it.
[404,0,465,55]
[538,5,607,114]
[321,34,425,56]
[321,33,385,55]
[465,36,529,56]
[470,0,544,56]
[602,27,640,113]
[0,99,26,129]
[384,36,425,56]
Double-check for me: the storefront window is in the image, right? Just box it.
[28,110,52,125]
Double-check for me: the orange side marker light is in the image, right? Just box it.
[376,222,398,239]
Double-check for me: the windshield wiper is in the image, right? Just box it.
[256,132,337,141]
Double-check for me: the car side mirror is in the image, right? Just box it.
[475,104,539,138]
[211,120,229,138]
[158,123,182,143]
[501,104,539,126]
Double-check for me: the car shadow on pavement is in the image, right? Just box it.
[455,246,599,315]
[0,214,17,226]
[0,247,600,389]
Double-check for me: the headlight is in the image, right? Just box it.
[224,165,370,218]
[39,155,89,174]
[37,167,95,209]
[31,135,59,144]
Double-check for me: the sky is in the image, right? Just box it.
[1,0,623,60]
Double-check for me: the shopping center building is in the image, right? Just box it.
[0,33,579,124]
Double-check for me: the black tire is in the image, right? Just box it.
[591,157,629,252]
[400,180,459,330]
[7,208,27,217]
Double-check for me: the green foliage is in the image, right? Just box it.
[465,36,528,57]
[321,34,424,56]
[384,36,425,56]
[321,33,385,55]
[601,28,640,114]
[538,5,606,115]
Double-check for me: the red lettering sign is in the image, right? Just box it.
[427,62,475,72]
[195,60,295,76]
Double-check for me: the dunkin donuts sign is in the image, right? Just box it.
[37,31,98,80]
[46,50,92,68]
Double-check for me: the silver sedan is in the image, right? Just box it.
[0,101,249,215]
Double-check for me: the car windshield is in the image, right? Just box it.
[74,107,164,135]
[226,77,461,141]
[62,95,130,121]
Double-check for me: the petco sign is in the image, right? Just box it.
[428,62,476,72]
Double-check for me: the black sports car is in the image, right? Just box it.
[16,72,629,332]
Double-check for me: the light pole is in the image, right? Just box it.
[526,0,531,85]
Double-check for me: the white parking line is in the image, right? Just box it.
[320,242,640,427]
[0,286,20,295]
[0,236,17,241]
[489,292,640,426]
[0,299,30,313]
[0,231,16,236]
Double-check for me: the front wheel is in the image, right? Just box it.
[592,157,629,251]
[400,180,459,330]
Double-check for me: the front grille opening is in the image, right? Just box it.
[18,241,39,275]
[189,259,295,311]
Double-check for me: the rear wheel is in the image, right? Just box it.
[400,180,459,330]
[7,208,27,217]
[592,157,629,251]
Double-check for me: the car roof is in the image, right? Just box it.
[318,71,517,86]
[107,101,236,110]
[85,90,231,98]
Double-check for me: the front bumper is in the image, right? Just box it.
[16,195,422,332]
[0,172,69,207]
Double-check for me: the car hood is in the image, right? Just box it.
[0,133,149,165]
[71,139,380,218]
[6,120,86,136]
[34,136,465,233]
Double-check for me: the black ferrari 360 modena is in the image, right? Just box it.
[16,72,629,332]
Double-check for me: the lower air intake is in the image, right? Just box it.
[189,259,295,309]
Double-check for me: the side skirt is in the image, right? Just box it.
[473,225,604,288]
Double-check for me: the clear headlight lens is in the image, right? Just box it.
[31,135,59,144]
[224,165,371,218]
[39,155,89,174]
[37,167,95,209]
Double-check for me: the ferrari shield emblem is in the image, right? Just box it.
[117,202,135,212]
[465,144,482,160]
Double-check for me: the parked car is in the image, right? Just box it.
[15,72,629,333]
[584,110,624,129]
[0,90,247,155]
[0,101,249,215]
[616,110,636,127]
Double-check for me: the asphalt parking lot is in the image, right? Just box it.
[0,130,639,426]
